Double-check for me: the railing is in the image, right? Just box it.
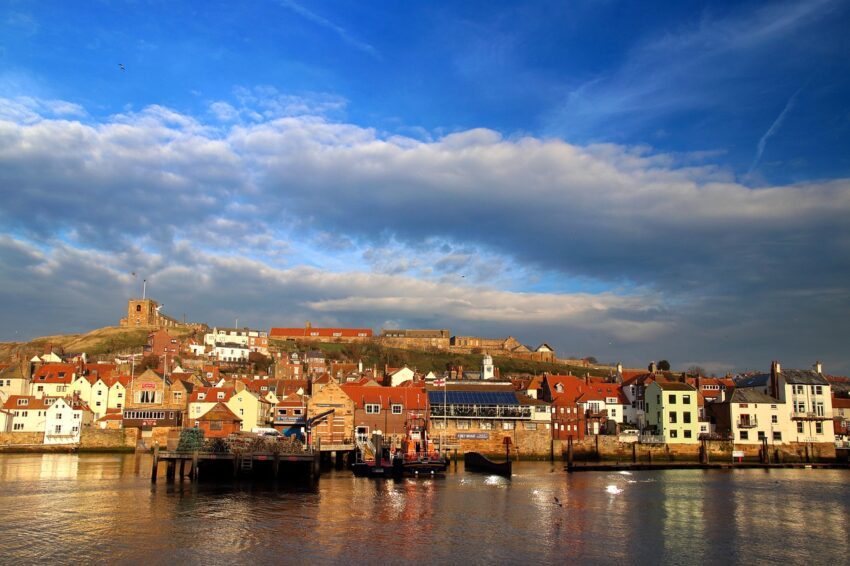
[617,433,638,443]
[791,411,831,421]
[737,418,758,428]
[639,435,666,444]
[430,405,532,419]
[700,432,734,441]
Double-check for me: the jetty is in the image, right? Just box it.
[150,444,321,483]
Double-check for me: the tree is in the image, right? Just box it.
[248,351,272,373]
[658,359,671,371]
[138,353,160,371]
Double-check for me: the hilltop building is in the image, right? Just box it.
[120,298,181,328]
[378,329,451,350]
[270,322,372,343]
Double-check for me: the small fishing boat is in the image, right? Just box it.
[464,451,512,477]
[352,415,448,478]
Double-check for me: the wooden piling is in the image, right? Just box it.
[566,437,574,471]
[179,458,185,480]
[273,453,280,478]
[191,450,199,481]
[166,460,175,481]
[151,443,160,483]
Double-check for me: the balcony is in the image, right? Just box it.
[791,411,832,421]
[737,417,758,428]
[430,405,532,420]
[586,409,608,419]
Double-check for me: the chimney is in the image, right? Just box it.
[358,359,363,373]
[770,360,781,398]
[616,362,623,375]
[305,320,311,330]
[814,361,823,374]
[649,361,657,374]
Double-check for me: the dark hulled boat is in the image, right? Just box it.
[464,452,512,477]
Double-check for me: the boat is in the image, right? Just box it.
[464,451,512,477]
[352,415,448,478]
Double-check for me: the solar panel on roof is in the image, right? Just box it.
[427,390,519,405]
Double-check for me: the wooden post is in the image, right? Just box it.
[454,449,458,470]
[233,456,239,478]
[179,458,185,480]
[566,437,574,471]
[151,443,160,483]
[594,434,600,462]
[166,460,175,481]
[632,442,637,463]
[273,453,280,479]
[191,450,199,481]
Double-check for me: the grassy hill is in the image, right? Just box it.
[0,325,196,362]
[271,338,613,378]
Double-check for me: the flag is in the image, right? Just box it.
[434,378,446,387]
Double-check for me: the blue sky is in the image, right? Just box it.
[1,0,850,373]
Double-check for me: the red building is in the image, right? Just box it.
[147,329,180,357]
[270,322,372,343]
[196,402,242,438]
[340,385,429,443]
[541,375,588,440]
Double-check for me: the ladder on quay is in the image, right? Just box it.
[240,456,253,472]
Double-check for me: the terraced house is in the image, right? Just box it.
[645,381,700,443]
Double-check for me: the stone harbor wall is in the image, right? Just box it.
[554,436,839,463]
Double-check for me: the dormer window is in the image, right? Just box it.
[17,399,28,406]
[555,384,564,393]
[217,392,225,400]
[198,393,206,400]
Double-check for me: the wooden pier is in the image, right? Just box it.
[150,444,321,483]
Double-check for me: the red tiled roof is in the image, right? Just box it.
[340,385,428,410]
[832,397,850,409]
[32,363,76,383]
[576,382,629,404]
[2,395,51,410]
[189,387,235,403]
[270,327,373,338]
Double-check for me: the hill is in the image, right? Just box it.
[271,338,613,378]
[0,325,196,362]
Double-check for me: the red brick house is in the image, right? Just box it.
[541,375,588,440]
[196,402,242,438]
[341,385,429,443]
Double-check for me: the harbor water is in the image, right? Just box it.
[0,453,848,565]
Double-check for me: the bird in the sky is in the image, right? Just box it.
[118,63,125,71]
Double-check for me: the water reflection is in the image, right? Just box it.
[0,455,849,565]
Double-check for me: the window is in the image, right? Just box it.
[72,426,79,433]
[524,422,537,430]
[391,404,403,415]
[239,409,244,416]
[173,392,183,402]
[480,421,493,430]
[670,430,678,438]
[771,415,778,424]
[217,392,225,400]
[758,431,766,440]
[669,412,677,424]
[457,420,470,430]
[502,422,514,430]
[139,390,157,404]
[54,425,62,434]
[773,431,782,441]
[684,430,692,439]
[117,392,123,398]
[198,393,206,400]
[95,402,101,407]
[97,390,103,396]
[56,413,62,420]
[365,404,380,414]
[683,395,690,404]
[740,430,748,440]
[669,394,676,404]
[279,409,288,416]
[17,399,28,406]
[210,421,223,431]
[814,385,823,395]
[13,423,24,431]
[770,404,777,410]
[136,304,142,312]
[294,409,302,415]
[797,422,804,433]
[683,412,691,424]
[815,422,823,434]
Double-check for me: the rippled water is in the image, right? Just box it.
[0,454,848,565]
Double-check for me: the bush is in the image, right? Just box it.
[176,427,205,451]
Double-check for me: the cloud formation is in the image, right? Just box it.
[1,97,849,372]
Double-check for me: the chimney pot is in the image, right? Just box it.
[814,361,823,374]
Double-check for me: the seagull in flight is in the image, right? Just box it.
[118,63,125,71]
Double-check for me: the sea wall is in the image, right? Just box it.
[79,428,138,451]
[554,436,838,463]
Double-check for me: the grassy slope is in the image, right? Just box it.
[0,325,196,362]
[270,338,612,377]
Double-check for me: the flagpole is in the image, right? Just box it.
[443,379,447,453]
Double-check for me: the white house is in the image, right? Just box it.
[388,367,415,386]
[1,396,54,432]
[44,397,94,445]
[737,362,835,444]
